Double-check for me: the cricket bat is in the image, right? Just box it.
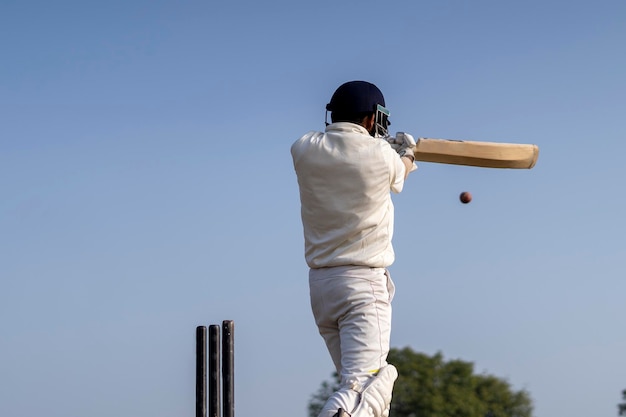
[413,138,539,169]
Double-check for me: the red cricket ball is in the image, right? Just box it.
[460,191,472,204]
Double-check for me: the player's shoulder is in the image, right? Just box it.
[299,130,324,141]
[291,130,324,156]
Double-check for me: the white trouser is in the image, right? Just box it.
[309,266,395,416]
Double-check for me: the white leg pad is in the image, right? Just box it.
[318,389,360,417]
[350,365,398,417]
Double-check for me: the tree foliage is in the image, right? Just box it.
[308,347,533,417]
[618,389,626,416]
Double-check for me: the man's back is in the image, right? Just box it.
[291,122,405,268]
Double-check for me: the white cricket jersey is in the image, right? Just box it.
[291,122,406,268]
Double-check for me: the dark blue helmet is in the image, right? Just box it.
[326,81,391,137]
[326,81,385,114]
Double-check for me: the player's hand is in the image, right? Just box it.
[394,132,417,161]
[388,133,417,174]
[386,132,415,150]
[384,135,401,151]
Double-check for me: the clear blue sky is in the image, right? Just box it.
[1,1,625,416]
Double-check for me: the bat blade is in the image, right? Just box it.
[414,138,539,169]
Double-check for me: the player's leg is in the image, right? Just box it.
[310,267,397,417]
[309,268,342,374]
[338,268,396,417]
[310,267,359,417]
[342,268,393,372]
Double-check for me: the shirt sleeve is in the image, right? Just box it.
[384,144,406,194]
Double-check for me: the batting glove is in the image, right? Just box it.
[395,132,416,161]
[384,135,400,151]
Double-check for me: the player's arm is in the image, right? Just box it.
[387,132,418,180]
[401,155,415,180]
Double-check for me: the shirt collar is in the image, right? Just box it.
[325,122,371,136]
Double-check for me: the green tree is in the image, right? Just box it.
[308,347,533,417]
[618,389,626,416]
